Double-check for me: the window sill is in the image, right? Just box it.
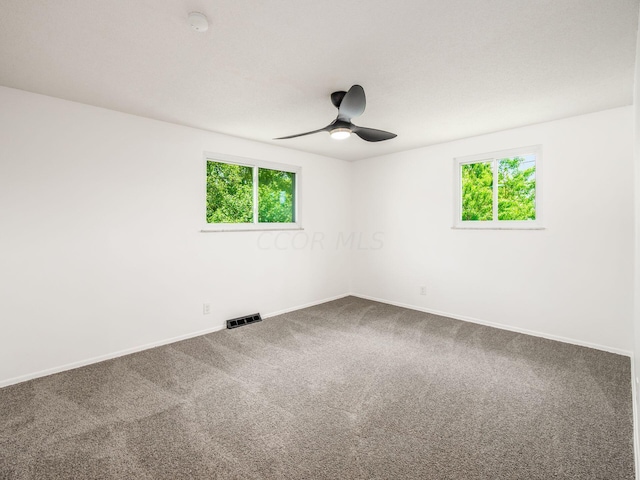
[452,224,545,230]
[201,224,304,233]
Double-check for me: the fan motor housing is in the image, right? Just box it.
[331,91,347,108]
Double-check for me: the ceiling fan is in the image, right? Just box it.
[274,85,397,142]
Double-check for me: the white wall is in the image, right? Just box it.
[0,86,352,385]
[352,107,635,353]
[633,12,640,474]
[1,85,635,387]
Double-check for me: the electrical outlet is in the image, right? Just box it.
[203,303,211,315]
[420,286,427,296]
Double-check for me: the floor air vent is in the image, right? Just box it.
[227,313,262,329]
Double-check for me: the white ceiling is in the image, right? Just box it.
[0,0,638,161]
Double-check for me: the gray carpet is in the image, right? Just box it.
[0,296,634,479]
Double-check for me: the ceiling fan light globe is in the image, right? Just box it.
[330,128,351,140]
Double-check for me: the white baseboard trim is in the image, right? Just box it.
[0,292,352,389]
[0,323,227,389]
[263,293,351,319]
[350,293,633,357]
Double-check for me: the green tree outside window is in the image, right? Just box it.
[461,156,536,222]
[258,168,295,223]
[206,161,296,224]
[206,162,253,223]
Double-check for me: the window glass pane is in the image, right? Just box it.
[258,168,295,223]
[497,155,536,221]
[206,161,254,223]
[461,161,493,221]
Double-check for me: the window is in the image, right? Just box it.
[454,146,542,229]
[203,154,300,231]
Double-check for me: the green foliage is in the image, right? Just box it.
[258,168,295,223]
[461,157,536,221]
[206,161,295,224]
[206,161,253,223]
[497,157,536,220]
[462,162,493,221]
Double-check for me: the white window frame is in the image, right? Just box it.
[453,145,543,230]
[201,152,302,232]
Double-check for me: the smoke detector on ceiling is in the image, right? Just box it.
[188,12,208,32]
